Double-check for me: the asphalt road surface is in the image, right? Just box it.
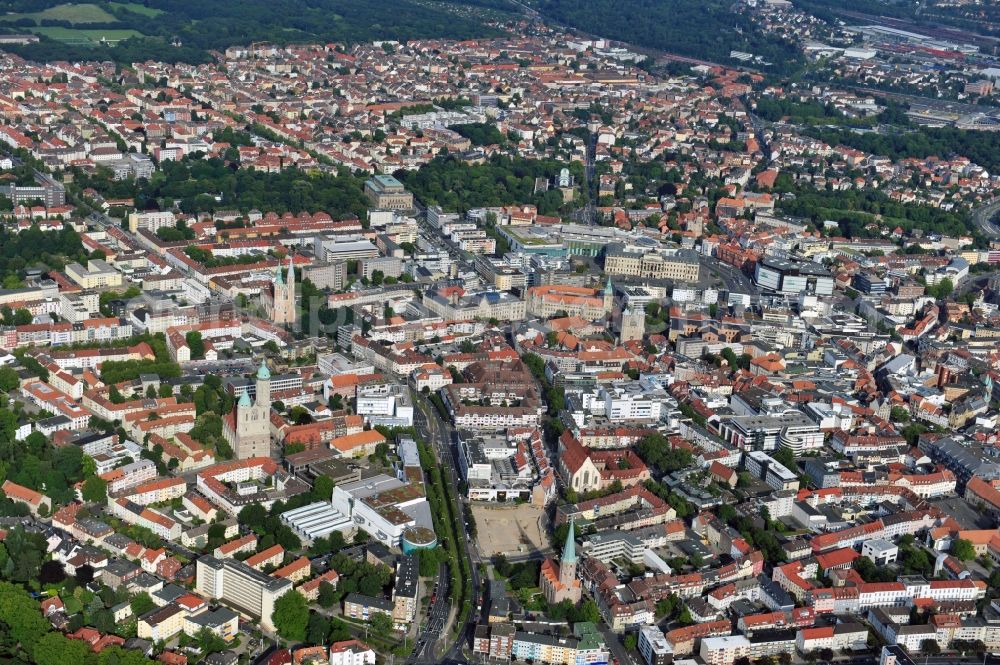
[407,563,451,664]
[409,389,482,664]
[970,198,1000,239]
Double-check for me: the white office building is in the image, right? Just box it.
[330,474,434,548]
[195,556,292,632]
[355,383,414,428]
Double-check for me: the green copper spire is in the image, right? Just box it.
[563,518,576,564]
[257,359,270,380]
[274,263,284,286]
[238,390,252,407]
[604,277,613,297]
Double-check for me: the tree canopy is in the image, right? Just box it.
[806,124,1000,176]
[272,591,310,642]
[77,157,372,220]
[0,0,500,65]
[398,155,584,216]
[635,434,693,474]
[534,0,801,71]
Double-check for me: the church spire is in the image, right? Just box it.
[563,518,576,564]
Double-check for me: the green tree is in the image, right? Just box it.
[928,278,954,300]
[186,331,206,359]
[306,611,329,645]
[91,608,115,634]
[82,455,97,477]
[271,591,309,642]
[635,434,693,474]
[275,525,302,551]
[130,592,155,616]
[0,366,18,392]
[82,476,108,504]
[238,503,268,529]
[890,406,910,423]
[39,560,65,586]
[369,611,393,634]
[194,626,227,655]
[951,538,976,561]
[571,599,601,624]
[108,385,127,403]
[317,581,337,608]
[328,617,351,643]
[772,446,796,471]
[655,594,683,620]
[0,582,54,658]
[12,309,31,326]
[98,646,153,665]
[312,475,334,502]
[34,631,90,665]
[3,527,44,583]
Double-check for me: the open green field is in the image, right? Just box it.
[2,3,116,24]
[108,2,164,17]
[28,26,143,44]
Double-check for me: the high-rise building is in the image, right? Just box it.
[222,360,272,459]
[128,210,176,234]
[195,555,292,633]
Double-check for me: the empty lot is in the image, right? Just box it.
[472,503,550,559]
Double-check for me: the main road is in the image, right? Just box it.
[970,198,1000,239]
[408,389,482,665]
[407,562,452,664]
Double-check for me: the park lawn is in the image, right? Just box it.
[4,3,116,23]
[108,2,164,17]
[29,26,143,43]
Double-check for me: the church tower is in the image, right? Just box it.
[267,255,297,326]
[539,516,582,605]
[616,306,645,343]
[559,518,577,588]
[236,389,253,433]
[228,359,272,459]
[285,254,295,302]
[255,358,271,407]
[603,277,614,313]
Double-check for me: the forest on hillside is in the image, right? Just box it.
[532,0,801,71]
[805,125,1000,175]
[0,0,501,63]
